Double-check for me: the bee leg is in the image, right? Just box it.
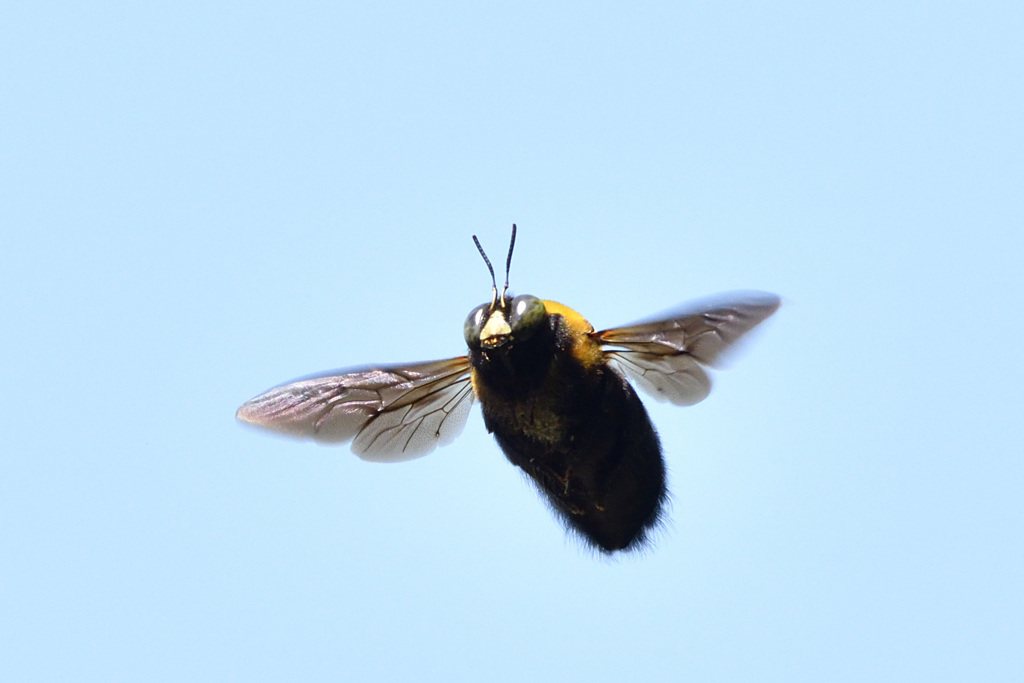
[529,458,583,515]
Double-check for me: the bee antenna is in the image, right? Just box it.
[500,223,517,307]
[472,234,498,308]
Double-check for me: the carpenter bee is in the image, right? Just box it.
[237,225,779,553]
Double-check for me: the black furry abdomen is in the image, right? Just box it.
[480,365,667,552]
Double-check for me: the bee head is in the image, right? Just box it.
[464,224,547,350]
[464,293,546,349]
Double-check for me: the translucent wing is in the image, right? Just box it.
[605,351,713,406]
[596,291,780,406]
[236,357,475,462]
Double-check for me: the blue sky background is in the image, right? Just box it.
[3,3,1022,681]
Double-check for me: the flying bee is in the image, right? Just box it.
[237,225,779,553]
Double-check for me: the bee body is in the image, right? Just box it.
[469,301,666,551]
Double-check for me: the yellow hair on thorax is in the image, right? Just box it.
[542,300,603,370]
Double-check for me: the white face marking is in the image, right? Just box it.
[480,309,512,342]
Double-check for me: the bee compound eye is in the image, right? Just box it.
[509,295,545,338]
[463,303,490,347]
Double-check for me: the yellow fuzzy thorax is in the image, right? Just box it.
[542,300,603,370]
